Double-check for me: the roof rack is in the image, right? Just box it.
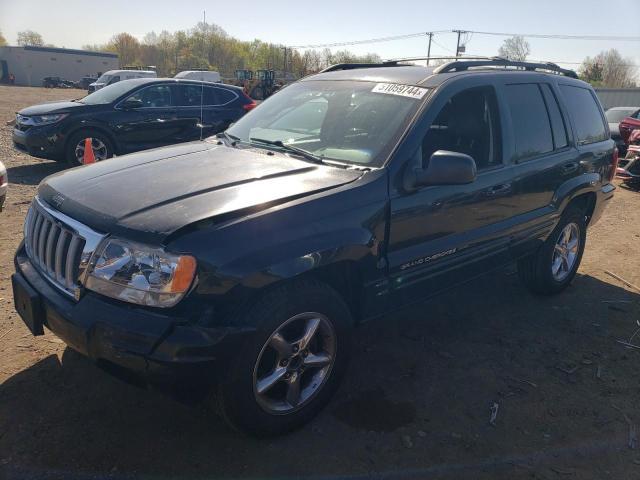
[319,57,492,73]
[385,56,494,64]
[319,57,578,79]
[433,58,578,78]
[318,63,398,73]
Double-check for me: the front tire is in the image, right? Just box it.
[65,130,113,166]
[518,207,587,295]
[217,280,353,436]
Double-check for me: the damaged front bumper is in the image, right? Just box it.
[13,245,250,390]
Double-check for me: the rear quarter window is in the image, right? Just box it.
[204,87,237,106]
[559,85,608,145]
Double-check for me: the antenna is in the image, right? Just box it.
[199,9,205,141]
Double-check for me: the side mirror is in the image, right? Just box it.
[120,99,143,110]
[405,150,477,190]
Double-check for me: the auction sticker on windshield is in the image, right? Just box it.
[372,83,428,100]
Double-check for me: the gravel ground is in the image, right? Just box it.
[1,85,640,480]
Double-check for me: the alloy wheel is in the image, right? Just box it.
[74,137,108,164]
[253,312,336,414]
[551,222,580,281]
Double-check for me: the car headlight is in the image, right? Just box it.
[19,113,69,126]
[85,238,196,308]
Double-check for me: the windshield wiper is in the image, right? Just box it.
[249,137,325,165]
[216,131,240,146]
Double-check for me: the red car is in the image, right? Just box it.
[619,113,640,144]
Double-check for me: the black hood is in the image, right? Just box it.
[38,142,362,243]
[19,100,90,116]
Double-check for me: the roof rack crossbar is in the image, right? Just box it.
[384,56,494,63]
[433,58,578,78]
[319,63,399,73]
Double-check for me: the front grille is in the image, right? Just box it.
[24,197,105,299]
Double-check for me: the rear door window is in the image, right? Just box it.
[505,84,553,162]
[178,84,202,107]
[559,85,608,145]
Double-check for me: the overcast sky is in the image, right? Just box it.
[1,0,638,72]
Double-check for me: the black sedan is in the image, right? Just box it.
[13,78,256,165]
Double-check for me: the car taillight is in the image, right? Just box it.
[608,147,619,182]
[243,101,257,112]
[241,91,257,112]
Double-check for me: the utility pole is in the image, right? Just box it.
[202,10,206,66]
[453,29,466,58]
[426,32,433,65]
[282,46,288,74]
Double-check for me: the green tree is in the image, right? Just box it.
[107,32,140,66]
[17,30,44,47]
[84,21,387,80]
[580,49,636,88]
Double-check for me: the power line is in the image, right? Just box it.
[430,37,455,54]
[289,31,449,49]
[467,30,640,42]
[461,52,638,67]
[288,29,640,50]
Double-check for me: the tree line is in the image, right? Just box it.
[2,27,636,87]
[81,23,381,79]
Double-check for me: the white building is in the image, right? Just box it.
[0,46,119,87]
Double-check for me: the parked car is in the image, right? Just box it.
[12,59,617,436]
[13,78,256,165]
[605,106,640,156]
[619,111,640,146]
[42,76,75,89]
[88,69,157,92]
[78,76,98,90]
[0,160,6,211]
[175,70,221,83]
[617,130,640,188]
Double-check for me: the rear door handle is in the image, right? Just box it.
[562,162,579,173]
[483,183,512,196]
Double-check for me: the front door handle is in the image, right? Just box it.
[483,183,512,197]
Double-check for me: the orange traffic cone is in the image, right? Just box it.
[83,137,95,164]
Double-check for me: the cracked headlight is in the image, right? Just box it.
[86,238,196,307]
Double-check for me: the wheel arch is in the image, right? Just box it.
[217,250,372,327]
[566,191,597,225]
[552,172,600,223]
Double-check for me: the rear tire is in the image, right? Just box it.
[65,130,114,166]
[518,207,586,295]
[250,86,264,100]
[217,280,353,436]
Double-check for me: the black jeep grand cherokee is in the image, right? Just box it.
[12,59,616,436]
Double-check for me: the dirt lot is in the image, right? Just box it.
[1,85,639,480]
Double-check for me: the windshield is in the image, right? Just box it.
[227,80,427,167]
[606,108,637,123]
[79,80,139,105]
[95,74,112,84]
